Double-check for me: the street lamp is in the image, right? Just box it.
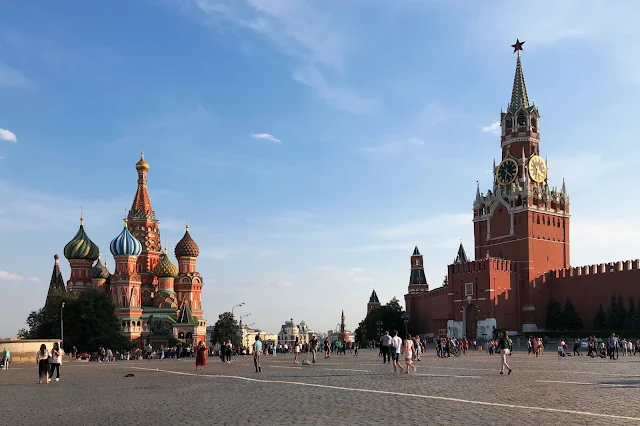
[61,302,65,351]
[231,302,245,317]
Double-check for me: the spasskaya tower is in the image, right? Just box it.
[472,40,570,324]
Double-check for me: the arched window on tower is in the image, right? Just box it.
[536,216,540,224]
[504,114,513,133]
[531,116,538,132]
[517,112,527,127]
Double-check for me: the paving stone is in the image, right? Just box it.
[1,349,639,425]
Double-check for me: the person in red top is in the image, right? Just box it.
[195,341,207,370]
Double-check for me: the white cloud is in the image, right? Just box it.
[313,266,376,285]
[0,63,29,87]
[251,133,281,143]
[373,213,471,242]
[0,270,39,283]
[0,129,17,142]
[481,121,500,135]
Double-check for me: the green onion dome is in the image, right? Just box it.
[153,249,178,278]
[64,218,100,261]
[91,255,110,280]
[174,225,200,258]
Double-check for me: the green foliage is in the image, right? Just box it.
[168,337,179,347]
[355,298,408,342]
[211,312,239,345]
[561,298,582,331]
[592,303,606,330]
[544,298,562,330]
[616,294,626,329]
[19,290,125,353]
[605,294,620,330]
[625,298,636,330]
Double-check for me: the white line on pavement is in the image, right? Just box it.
[324,368,371,373]
[130,366,640,421]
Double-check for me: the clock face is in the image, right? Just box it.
[528,155,547,183]
[496,158,518,185]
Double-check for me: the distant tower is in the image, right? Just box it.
[339,310,346,342]
[367,288,381,313]
[407,245,429,295]
[63,217,100,295]
[152,248,179,311]
[45,253,66,306]
[453,241,470,264]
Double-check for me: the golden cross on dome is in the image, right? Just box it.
[511,39,525,53]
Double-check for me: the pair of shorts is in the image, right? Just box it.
[392,353,400,362]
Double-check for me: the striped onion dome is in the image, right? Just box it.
[153,249,178,278]
[64,218,100,261]
[110,219,142,257]
[91,255,110,279]
[174,225,200,258]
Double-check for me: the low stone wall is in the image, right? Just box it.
[0,339,61,364]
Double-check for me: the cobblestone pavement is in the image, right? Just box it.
[2,349,640,425]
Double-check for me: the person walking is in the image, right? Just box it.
[50,342,62,381]
[390,330,403,373]
[253,335,262,373]
[403,334,417,374]
[195,341,207,370]
[36,344,50,384]
[380,331,391,364]
[497,330,513,375]
[293,337,300,364]
[309,334,318,363]
[1,348,9,369]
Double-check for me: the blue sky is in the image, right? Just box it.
[2,0,640,338]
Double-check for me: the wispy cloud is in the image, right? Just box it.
[178,0,378,113]
[360,137,424,158]
[0,128,17,142]
[0,270,39,283]
[252,133,281,143]
[481,121,500,135]
[373,213,470,241]
[0,63,30,87]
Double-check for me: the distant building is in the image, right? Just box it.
[367,289,381,313]
[277,318,309,346]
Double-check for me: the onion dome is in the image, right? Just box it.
[64,218,100,261]
[153,249,178,278]
[91,255,110,280]
[174,225,200,258]
[136,152,149,172]
[110,219,143,257]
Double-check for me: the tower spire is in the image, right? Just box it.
[509,39,529,113]
[130,152,155,220]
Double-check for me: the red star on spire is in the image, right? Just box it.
[511,39,525,53]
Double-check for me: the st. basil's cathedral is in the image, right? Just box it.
[46,153,207,347]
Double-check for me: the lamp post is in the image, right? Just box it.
[231,303,245,317]
[61,302,66,350]
[401,312,409,337]
[238,313,251,347]
[376,320,383,344]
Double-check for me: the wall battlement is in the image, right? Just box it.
[549,260,640,279]
[448,257,517,275]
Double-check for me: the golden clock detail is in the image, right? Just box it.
[496,158,519,185]
[528,155,547,183]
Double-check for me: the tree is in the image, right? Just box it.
[18,290,124,353]
[634,300,640,330]
[211,312,239,345]
[592,303,606,330]
[616,294,626,330]
[356,298,408,341]
[544,298,562,330]
[625,297,636,330]
[561,298,582,331]
[63,291,125,352]
[605,294,619,330]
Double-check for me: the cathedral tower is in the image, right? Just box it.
[174,225,204,318]
[45,253,66,306]
[127,152,162,299]
[63,217,100,295]
[110,218,144,338]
